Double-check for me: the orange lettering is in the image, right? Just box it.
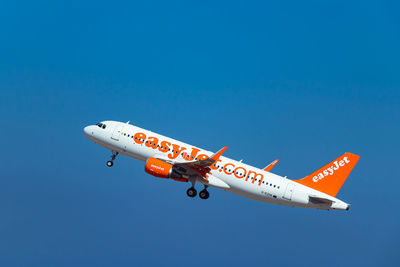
[247,170,264,185]
[168,144,187,160]
[182,148,200,161]
[146,137,159,149]
[158,140,171,153]
[134,132,146,144]
[210,159,221,170]
[197,154,208,160]
[223,163,235,175]
[234,167,247,179]
[257,174,264,186]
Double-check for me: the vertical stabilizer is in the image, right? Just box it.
[295,153,360,197]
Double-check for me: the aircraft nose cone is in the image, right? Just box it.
[83,126,92,137]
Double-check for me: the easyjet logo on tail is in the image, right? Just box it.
[312,157,350,182]
[295,152,360,197]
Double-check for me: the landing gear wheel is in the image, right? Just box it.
[106,151,118,167]
[199,189,209,199]
[186,187,197,198]
[106,160,114,167]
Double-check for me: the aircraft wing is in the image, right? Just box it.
[178,146,227,167]
[174,146,228,180]
[153,146,229,188]
[154,146,227,167]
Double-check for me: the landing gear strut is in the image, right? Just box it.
[106,151,118,167]
[199,185,209,199]
[186,180,197,197]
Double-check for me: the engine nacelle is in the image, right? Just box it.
[145,157,187,182]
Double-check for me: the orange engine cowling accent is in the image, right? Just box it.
[145,157,188,182]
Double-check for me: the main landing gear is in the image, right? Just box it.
[199,188,210,199]
[106,151,118,167]
[186,183,209,199]
[186,187,197,197]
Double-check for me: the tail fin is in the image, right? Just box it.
[295,153,360,197]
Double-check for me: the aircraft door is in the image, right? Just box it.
[111,124,124,141]
[283,182,295,200]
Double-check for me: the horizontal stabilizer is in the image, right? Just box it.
[264,159,279,172]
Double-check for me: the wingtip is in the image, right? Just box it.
[211,146,228,160]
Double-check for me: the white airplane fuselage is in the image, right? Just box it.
[84,121,353,211]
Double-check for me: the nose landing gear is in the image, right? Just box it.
[106,161,114,167]
[106,151,119,167]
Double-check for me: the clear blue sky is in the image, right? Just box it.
[0,1,399,266]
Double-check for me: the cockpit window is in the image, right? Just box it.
[96,122,106,129]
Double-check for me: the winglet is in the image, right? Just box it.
[211,146,228,161]
[264,159,279,172]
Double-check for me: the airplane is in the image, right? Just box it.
[83,120,360,211]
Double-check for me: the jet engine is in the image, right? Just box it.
[145,157,187,182]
